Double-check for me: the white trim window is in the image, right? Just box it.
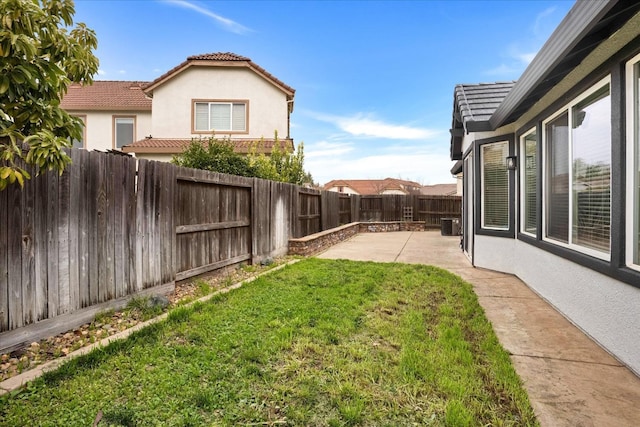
[543,77,611,259]
[520,128,537,236]
[194,101,247,132]
[481,141,509,230]
[626,53,640,270]
[114,116,135,149]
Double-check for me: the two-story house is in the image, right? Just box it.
[60,52,295,160]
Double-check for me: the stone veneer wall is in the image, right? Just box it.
[288,222,434,256]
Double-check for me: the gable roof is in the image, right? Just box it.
[141,52,295,109]
[61,81,152,111]
[121,137,294,155]
[324,178,423,195]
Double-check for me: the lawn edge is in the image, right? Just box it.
[0,259,301,396]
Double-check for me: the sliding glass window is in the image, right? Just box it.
[543,77,611,259]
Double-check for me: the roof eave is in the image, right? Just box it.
[489,0,619,129]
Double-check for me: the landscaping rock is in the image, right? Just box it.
[147,294,170,309]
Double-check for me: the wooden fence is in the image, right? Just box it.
[1,148,460,352]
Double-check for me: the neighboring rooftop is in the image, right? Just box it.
[122,137,294,155]
[324,178,423,195]
[142,52,295,107]
[420,183,457,196]
[61,81,152,111]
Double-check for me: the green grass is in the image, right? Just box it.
[0,259,538,426]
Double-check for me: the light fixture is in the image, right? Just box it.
[506,155,518,171]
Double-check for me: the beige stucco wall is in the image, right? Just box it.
[72,110,151,152]
[150,67,289,140]
[132,153,175,163]
[326,186,359,195]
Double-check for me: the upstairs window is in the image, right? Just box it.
[70,115,86,149]
[114,116,135,149]
[194,101,247,132]
[543,77,611,258]
[481,141,509,230]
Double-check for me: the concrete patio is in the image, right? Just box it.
[317,230,640,427]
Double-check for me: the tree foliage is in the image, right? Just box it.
[0,0,99,190]
[172,135,313,185]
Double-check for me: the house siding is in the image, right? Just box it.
[72,110,151,151]
[150,67,289,140]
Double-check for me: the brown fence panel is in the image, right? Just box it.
[321,190,341,230]
[417,195,462,225]
[174,168,252,281]
[360,196,382,221]
[296,189,321,237]
[338,195,353,225]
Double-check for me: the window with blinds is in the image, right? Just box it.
[521,129,537,235]
[194,101,247,132]
[571,85,611,252]
[543,77,611,257]
[481,141,509,230]
[625,55,640,269]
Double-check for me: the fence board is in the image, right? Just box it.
[21,167,35,324]
[34,170,48,320]
[0,175,8,330]
[68,149,80,311]
[8,181,22,329]
[46,167,59,318]
[58,156,71,314]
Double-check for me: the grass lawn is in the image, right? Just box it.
[0,259,538,426]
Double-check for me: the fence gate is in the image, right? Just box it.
[174,170,252,281]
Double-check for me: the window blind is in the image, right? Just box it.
[232,103,246,131]
[481,141,509,230]
[523,131,537,234]
[545,112,569,243]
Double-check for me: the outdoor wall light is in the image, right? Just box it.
[506,155,518,171]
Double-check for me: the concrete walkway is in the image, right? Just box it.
[317,231,640,427]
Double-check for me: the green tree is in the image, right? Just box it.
[174,134,313,185]
[172,137,256,177]
[0,0,99,190]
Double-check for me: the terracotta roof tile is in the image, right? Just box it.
[61,81,152,111]
[142,52,295,97]
[324,178,423,195]
[121,137,294,155]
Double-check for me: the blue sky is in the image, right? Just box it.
[74,0,574,185]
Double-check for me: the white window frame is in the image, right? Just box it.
[625,52,640,271]
[113,116,135,149]
[542,76,611,261]
[193,100,248,133]
[520,127,537,237]
[480,140,509,231]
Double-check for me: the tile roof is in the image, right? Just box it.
[121,137,294,154]
[61,81,152,111]
[142,52,295,99]
[420,183,457,196]
[453,82,515,132]
[324,178,423,195]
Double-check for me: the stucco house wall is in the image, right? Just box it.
[77,111,151,151]
[150,67,289,140]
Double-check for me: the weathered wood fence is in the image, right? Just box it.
[1,148,460,352]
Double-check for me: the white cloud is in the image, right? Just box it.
[306,141,354,159]
[533,6,557,38]
[308,111,441,140]
[307,151,457,187]
[97,69,106,76]
[164,0,252,35]
[484,63,519,77]
[118,70,126,75]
